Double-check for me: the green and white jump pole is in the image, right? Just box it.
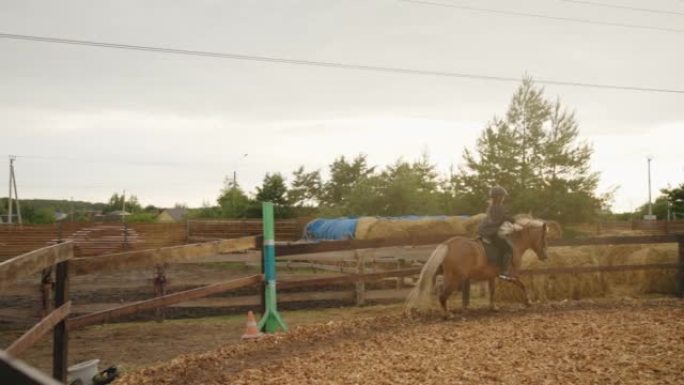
[257,202,288,333]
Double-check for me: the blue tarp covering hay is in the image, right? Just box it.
[303,215,479,241]
[304,218,359,240]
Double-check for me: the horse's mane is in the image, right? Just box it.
[498,214,545,236]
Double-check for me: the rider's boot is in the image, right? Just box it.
[498,252,514,280]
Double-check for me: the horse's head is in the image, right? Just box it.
[528,222,549,261]
[500,215,554,262]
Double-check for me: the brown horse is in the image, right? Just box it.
[406,215,553,317]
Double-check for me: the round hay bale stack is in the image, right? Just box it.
[495,246,604,303]
[598,244,677,296]
[362,219,411,240]
[361,216,474,241]
[354,217,378,240]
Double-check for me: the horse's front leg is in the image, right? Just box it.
[509,278,531,307]
[488,278,498,311]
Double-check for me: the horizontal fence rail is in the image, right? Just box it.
[5,302,72,357]
[0,242,73,290]
[68,275,262,330]
[188,219,303,241]
[597,220,684,235]
[0,223,186,260]
[275,234,680,257]
[71,236,257,275]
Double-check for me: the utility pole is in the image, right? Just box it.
[645,157,656,221]
[7,157,12,224]
[233,153,248,188]
[7,156,22,225]
[648,157,653,217]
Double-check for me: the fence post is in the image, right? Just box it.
[123,222,129,250]
[256,235,265,315]
[355,250,366,306]
[154,264,168,322]
[257,202,287,333]
[52,259,69,383]
[678,235,684,298]
[40,267,53,318]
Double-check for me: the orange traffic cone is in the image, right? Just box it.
[241,311,264,340]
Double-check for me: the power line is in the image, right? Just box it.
[11,154,244,169]
[399,0,684,33]
[560,0,684,17]
[1,32,683,94]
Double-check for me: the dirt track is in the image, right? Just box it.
[117,297,684,385]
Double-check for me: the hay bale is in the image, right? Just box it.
[598,244,677,296]
[494,244,678,303]
[495,247,604,303]
[359,216,474,241]
[354,217,378,240]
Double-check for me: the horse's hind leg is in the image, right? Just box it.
[439,277,460,319]
[461,279,471,311]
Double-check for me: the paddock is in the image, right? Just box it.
[115,297,683,385]
[1,215,683,384]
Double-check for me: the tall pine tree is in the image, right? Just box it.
[456,78,602,223]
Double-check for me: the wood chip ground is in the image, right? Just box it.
[117,297,683,385]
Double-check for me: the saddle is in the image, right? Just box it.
[478,236,505,265]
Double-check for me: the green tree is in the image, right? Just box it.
[662,183,684,219]
[320,154,376,210]
[217,179,251,218]
[255,173,288,205]
[456,78,602,223]
[104,193,142,213]
[377,155,442,216]
[252,173,295,218]
[189,201,222,219]
[289,166,322,207]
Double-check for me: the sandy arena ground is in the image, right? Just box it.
[116,297,684,385]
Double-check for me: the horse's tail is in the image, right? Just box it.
[406,243,449,312]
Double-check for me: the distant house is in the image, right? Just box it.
[157,207,187,223]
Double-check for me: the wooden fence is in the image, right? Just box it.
[0,236,260,383]
[0,242,73,382]
[187,219,304,241]
[596,220,684,235]
[0,223,186,260]
[2,230,684,383]
[0,219,305,261]
[271,234,684,306]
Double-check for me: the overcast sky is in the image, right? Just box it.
[1,0,683,212]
